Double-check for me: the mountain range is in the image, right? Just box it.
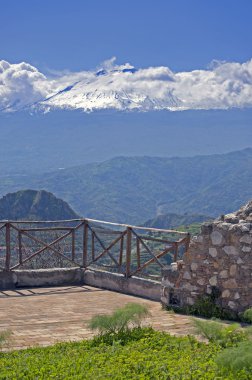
[36,67,181,113]
[0,148,251,224]
[142,213,212,229]
[0,190,79,221]
[0,109,252,175]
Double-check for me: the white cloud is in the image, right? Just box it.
[0,60,51,111]
[0,58,252,112]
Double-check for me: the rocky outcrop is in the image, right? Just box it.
[161,200,252,313]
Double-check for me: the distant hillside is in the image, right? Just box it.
[142,213,212,229]
[0,190,79,221]
[0,148,252,224]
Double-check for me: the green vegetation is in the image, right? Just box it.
[176,222,204,235]
[0,190,79,221]
[143,213,212,231]
[0,330,11,351]
[193,319,248,348]
[165,291,237,321]
[216,341,252,374]
[241,307,252,323]
[1,149,252,223]
[1,327,252,379]
[187,293,232,320]
[88,303,149,335]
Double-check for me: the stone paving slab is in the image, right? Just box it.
[0,286,194,350]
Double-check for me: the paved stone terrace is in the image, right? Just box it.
[0,286,194,350]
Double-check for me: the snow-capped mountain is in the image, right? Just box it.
[1,58,252,113]
[36,67,182,112]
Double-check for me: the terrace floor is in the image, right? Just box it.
[0,285,194,350]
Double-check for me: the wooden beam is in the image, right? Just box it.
[125,227,132,278]
[18,231,23,265]
[83,221,88,268]
[88,232,126,267]
[130,245,175,276]
[131,229,164,268]
[87,225,120,267]
[71,230,75,261]
[5,222,11,271]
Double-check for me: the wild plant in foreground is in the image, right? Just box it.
[88,302,150,335]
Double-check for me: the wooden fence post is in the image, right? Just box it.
[83,221,88,268]
[71,230,75,261]
[125,227,132,278]
[5,222,11,271]
[174,242,178,262]
[185,233,190,252]
[18,230,23,266]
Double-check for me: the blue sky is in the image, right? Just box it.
[1,0,252,72]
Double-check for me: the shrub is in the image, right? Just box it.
[188,295,224,318]
[0,330,11,351]
[216,341,252,374]
[88,303,150,335]
[0,329,223,379]
[166,289,237,320]
[193,319,247,348]
[241,307,252,323]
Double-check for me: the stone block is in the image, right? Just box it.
[209,275,217,286]
[223,246,239,256]
[223,278,238,289]
[229,264,237,276]
[209,247,218,257]
[190,262,198,271]
[242,246,251,253]
[183,271,192,280]
[211,231,224,246]
[240,235,252,244]
[228,301,236,310]
[222,289,231,298]
[219,270,229,279]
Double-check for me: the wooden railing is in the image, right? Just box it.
[0,219,190,279]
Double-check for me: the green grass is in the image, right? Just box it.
[1,328,252,379]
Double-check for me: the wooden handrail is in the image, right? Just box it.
[0,217,190,277]
[0,218,189,235]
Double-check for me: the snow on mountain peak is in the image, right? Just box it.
[1,57,252,113]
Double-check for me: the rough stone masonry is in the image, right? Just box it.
[161,200,252,313]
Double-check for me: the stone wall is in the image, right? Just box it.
[0,267,161,301]
[84,269,161,301]
[161,201,252,313]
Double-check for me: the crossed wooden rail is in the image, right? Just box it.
[0,218,190,278]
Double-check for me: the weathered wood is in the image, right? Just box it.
[71,230,75,261]
[137,238,141,269]
[0,218,190,277]
[1,217,187,234]
[87,225,120,267]
[0,223,6,232]
[91,231,95,261]
[83,221,88,268]
[137,235,178,244]
[5,222,11,271]
[20,227,75,232]
[131,229,164,268]
[125,227,132,277]
[185,233,190,252]
[130,245,175,276]
[174,242,178,262]
[10,227,78,269]
[18,231,23,265]
[119,235,124,268]
[89,231,126,265]
[84,218,188,235]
